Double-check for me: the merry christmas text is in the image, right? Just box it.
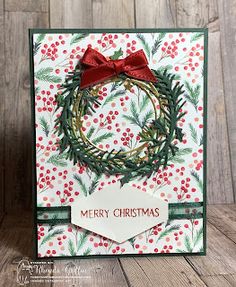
[80,208,160,218]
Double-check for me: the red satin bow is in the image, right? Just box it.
[80,47,157,89]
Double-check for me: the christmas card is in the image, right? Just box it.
[30,29,207,259]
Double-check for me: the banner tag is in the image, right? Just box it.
[71,182,168,243]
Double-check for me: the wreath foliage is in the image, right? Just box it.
[55,65,186,185]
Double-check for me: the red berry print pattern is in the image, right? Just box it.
[33,31,205,257]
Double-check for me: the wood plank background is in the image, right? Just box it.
[1,0,236,217]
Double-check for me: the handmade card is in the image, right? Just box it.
[30,29,207,259]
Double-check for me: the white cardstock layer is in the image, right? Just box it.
[71,182,168,243]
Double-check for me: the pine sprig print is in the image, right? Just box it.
[190,33,204,43]
[102,90,126,107]
[130,100,139,117]
[151,33,166,56]
[179,226,204,253]
[136,33,151,59]
[110,80,123,92]
[139,94,149,111]
[88,174,101,195]
[158,64,173,74]
[128,237,136,249]
[189,123,198,144]
[77,230,89,251]
[48,214,58,232]
[191,170,203,192]
[158,65,180,80]
[36,34,46,43]
[87,126,95,139]
[39,116,50,137]
[92,132,114,145]
[68,238,76,256]
[169,148,192,163]
[47,153,68,167]
[176,248,186,253]
[141,110,154,127]
[73,174,87,196]
[73,174,101,196]
[35,86,40,95]
[122,100,146,128]
[184,81,200,111]
[193,226,203,247]
[184,235,192,252]
[40,229,64,246]
[83,248,92,256]
[70,33,89,45]
[122,115,139,127]
[200,135,203,146]
[156,224,180,242]
[33,34,45,56]
[35,67,62,83]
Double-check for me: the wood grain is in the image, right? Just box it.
[120,256,207,286]
[206,31,234,203]
[5,0,48,12]
[0,0,5,221]
[50,0,92,28]
[50,0,135,29]
[0,212,52,286]
[135,0,177,28]
[218,0,236,199]
[0,230,52,287]
[92,0,135,28]
[51,259,128,287]
[176,0,219,28]
[207,204,236,243]
[0,210,32,229]
[4,11,49,211]
[201,274,236,287]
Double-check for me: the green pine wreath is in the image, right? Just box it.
[55,64,186,185]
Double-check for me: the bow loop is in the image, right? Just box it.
[80,47,156,89]
[124,50,149,70]
[81,47,107,67]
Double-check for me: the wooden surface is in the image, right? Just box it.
[1,1,236,286]
[0,0,5,222]
[0,204,235,286]
[1,0,236,215]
